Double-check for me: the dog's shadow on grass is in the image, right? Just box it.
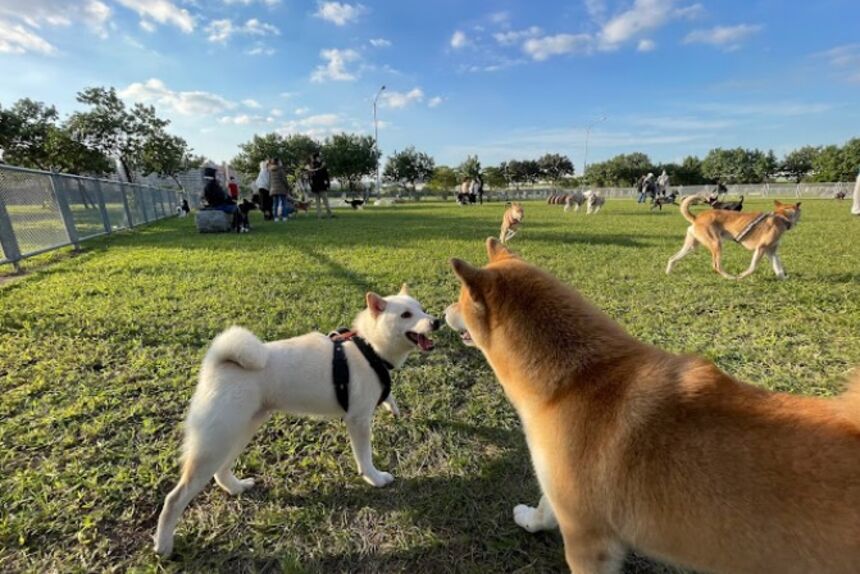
[176,419,691,574]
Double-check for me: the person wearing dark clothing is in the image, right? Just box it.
[308,153,333,219]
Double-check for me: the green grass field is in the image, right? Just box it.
[1,198,859,573]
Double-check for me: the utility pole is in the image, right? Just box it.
[373,85,386,198]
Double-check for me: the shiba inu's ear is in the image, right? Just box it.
[795,202,801,208]
[450,258,485,304]
[399,283,410,296]
[486,237,514,263]
[366,292,387,317]
[774,200,783,207]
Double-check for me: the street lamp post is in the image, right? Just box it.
[583,115,607,183]
[373,85,386,198]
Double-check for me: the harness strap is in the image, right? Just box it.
[734,212,768,243]
[329,329,393,414]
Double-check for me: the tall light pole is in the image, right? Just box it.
[583,115,607,183]
[373,85,386,198]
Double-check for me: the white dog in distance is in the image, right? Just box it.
[154,285,440,556]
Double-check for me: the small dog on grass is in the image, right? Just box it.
[650,192,677,211]
[706,194,744,211]
[584,190,605,215]
[500,202,524,244]
[446,238,860,574]
[667,195,801,279]
[563,191,586,212]
[154,285,441,556]
[176,200,190,218]
[235,199,257,233]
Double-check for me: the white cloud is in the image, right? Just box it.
[119,78,235,116]
[428,96,443,108]
[223,0,280,5]
[450,30,468,49]
[584,0,607,20]
[683,24,761,49]
[489,11,510,24]
[279,113,343,138]
[246,45,275,55]
[523,34,592,61]
[314,2,366,26]
[816,44,860,83]
[115,0,195,33]
[311,48,360,82]
[692,101,832,117]
[674,3,705,19]
[218,113,271,125]
[0,20,55,55]
[0,0,111,51]
[242,98,261,108]
[369,37,391,48]
[493,26,542,46]
[637,38,655,52]
[270,108,283,116]
[294,107,310,115]
[206,17,279,43]
[139,19,156,32]
[382,87,424,109]
[599,0,674,48]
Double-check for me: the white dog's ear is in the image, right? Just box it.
[366,292,387,317]
[486,237,515,263]
[399,283,410,296]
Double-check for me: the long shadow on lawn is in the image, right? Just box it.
[175,420,690,574]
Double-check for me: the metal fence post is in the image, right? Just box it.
[50,174,80,251]
[136,186,150,223]
[119,182,134,228]
[0,192,23,272]
[93,179,111,234]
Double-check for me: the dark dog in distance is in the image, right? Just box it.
[651,192,678,211]
[706,194,744,211]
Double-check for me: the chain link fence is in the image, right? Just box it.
[498,181,852,200]
[0,164,179,271]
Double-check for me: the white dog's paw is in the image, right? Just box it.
[153,534,174,557]
[234,477,256,492]
[362,470,395,487]
[513,504,542,533]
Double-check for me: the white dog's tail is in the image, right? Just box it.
[204,326,268,370]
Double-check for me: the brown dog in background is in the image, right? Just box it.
[666,195,801,279]
[446,238,860,573]
[500,202,524,244]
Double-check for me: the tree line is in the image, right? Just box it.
[0,89,193,186]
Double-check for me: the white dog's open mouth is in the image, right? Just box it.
[406,331,435,351]
[458,330,475,347]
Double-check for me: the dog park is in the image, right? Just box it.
[4,1,860,571]
[1,191,858,572]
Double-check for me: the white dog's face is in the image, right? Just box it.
[361,285,440,352]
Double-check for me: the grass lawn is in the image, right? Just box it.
[1,198,859,573]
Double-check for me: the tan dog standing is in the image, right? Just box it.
[666,195,801,279]
[446,238,860,573]
[499,202,524,244]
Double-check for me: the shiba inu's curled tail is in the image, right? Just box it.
[204,326,268,370]
[680,195,703,224]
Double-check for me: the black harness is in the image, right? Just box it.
[329,328,394,414]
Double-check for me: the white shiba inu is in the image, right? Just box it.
[154,285,440,556]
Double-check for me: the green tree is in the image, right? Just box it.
[427,165,459,198]
[67,87,174,182]
[482,166,507,189]
[0,98,59,169]
[457,154,482,181]
[43,126,112,175]
[781,146,819,182]
[138,130,191,189]
[537,153,575,188]
[812,145,845,182]
[383,146,435,199]
[232,132,320,183]
[321,133,378,198]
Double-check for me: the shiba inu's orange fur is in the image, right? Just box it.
[447,238,860,573]
[499,202,524,244]
[667,197,801,279]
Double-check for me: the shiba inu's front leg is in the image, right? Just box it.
[561,524,625,574]
[513,494,558,532]
[345,415,394,487]
[769,250,787,279]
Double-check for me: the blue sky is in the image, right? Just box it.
[1,0,858,171]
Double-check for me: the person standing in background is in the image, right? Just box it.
[852,166,860,216]
[308,152,333,219]
[269,159,294,222]
[227,176,239,201]
[255,159,273,220]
